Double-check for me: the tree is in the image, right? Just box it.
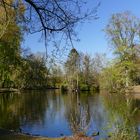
[80,53,96,90]
[104,12,140,89]
[0,0,99,53]
[105,11,140,50]
[20,53,48,89]
[0,0,22,88]
[91,53,107,89]
[65,48,80,91]
[81,54,91,89]
[47,61,63,88]
[0,0,24,38]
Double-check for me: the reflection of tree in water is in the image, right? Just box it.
[63,92,110,137]
[0,90,64,132]
[19,90,64,127]
[19,90,49,125]
[0,93,21,130]
[102,93,140,139]
[0,91,49,130]
[134,99,140,123]
[69,105,91,134]
[103,93,138,123]
[80,93,108,131]
[64,93,91,134]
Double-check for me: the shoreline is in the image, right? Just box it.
[0,88,19,93]
[0,128,94,140]
[0,128,62,140]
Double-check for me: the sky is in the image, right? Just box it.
[22,0,140,59]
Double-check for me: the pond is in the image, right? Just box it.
[0,90,140,139]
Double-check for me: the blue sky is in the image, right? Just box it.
[22,0,140,59]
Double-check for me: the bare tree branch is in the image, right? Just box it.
[0,0,99,57]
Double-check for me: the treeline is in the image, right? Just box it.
[1,8,140,92]
[64,12,140,92]
[62,48,106,91]
[0,0,105,91]
[0,15,107,91]
[0,0,102,91]
[0,14,106,90]
[0,41,107,91]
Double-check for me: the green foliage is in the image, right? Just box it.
[80,84,90,91]
[60,84,68,91]
[100,57,139,92]
[101,12,140,92]
[64,48,80,90]
[19,53,48,89]
[64,49,106,91]
[100,65,124,92]
[110,124,139,140]
[0,22,21,88]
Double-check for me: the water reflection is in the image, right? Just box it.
[64,93,91,133]
[102,92,140,139]
[0,90,140,139]
[0,93,21,130]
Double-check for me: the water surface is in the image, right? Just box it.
[0,90,140,139]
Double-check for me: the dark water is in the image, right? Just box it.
[0,90,140,139]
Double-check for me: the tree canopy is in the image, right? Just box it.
[101,12,140,91]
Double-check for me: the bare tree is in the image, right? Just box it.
[0,0,99,51]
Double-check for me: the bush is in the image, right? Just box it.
[60,84,68,91]
[80,84,89,91]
